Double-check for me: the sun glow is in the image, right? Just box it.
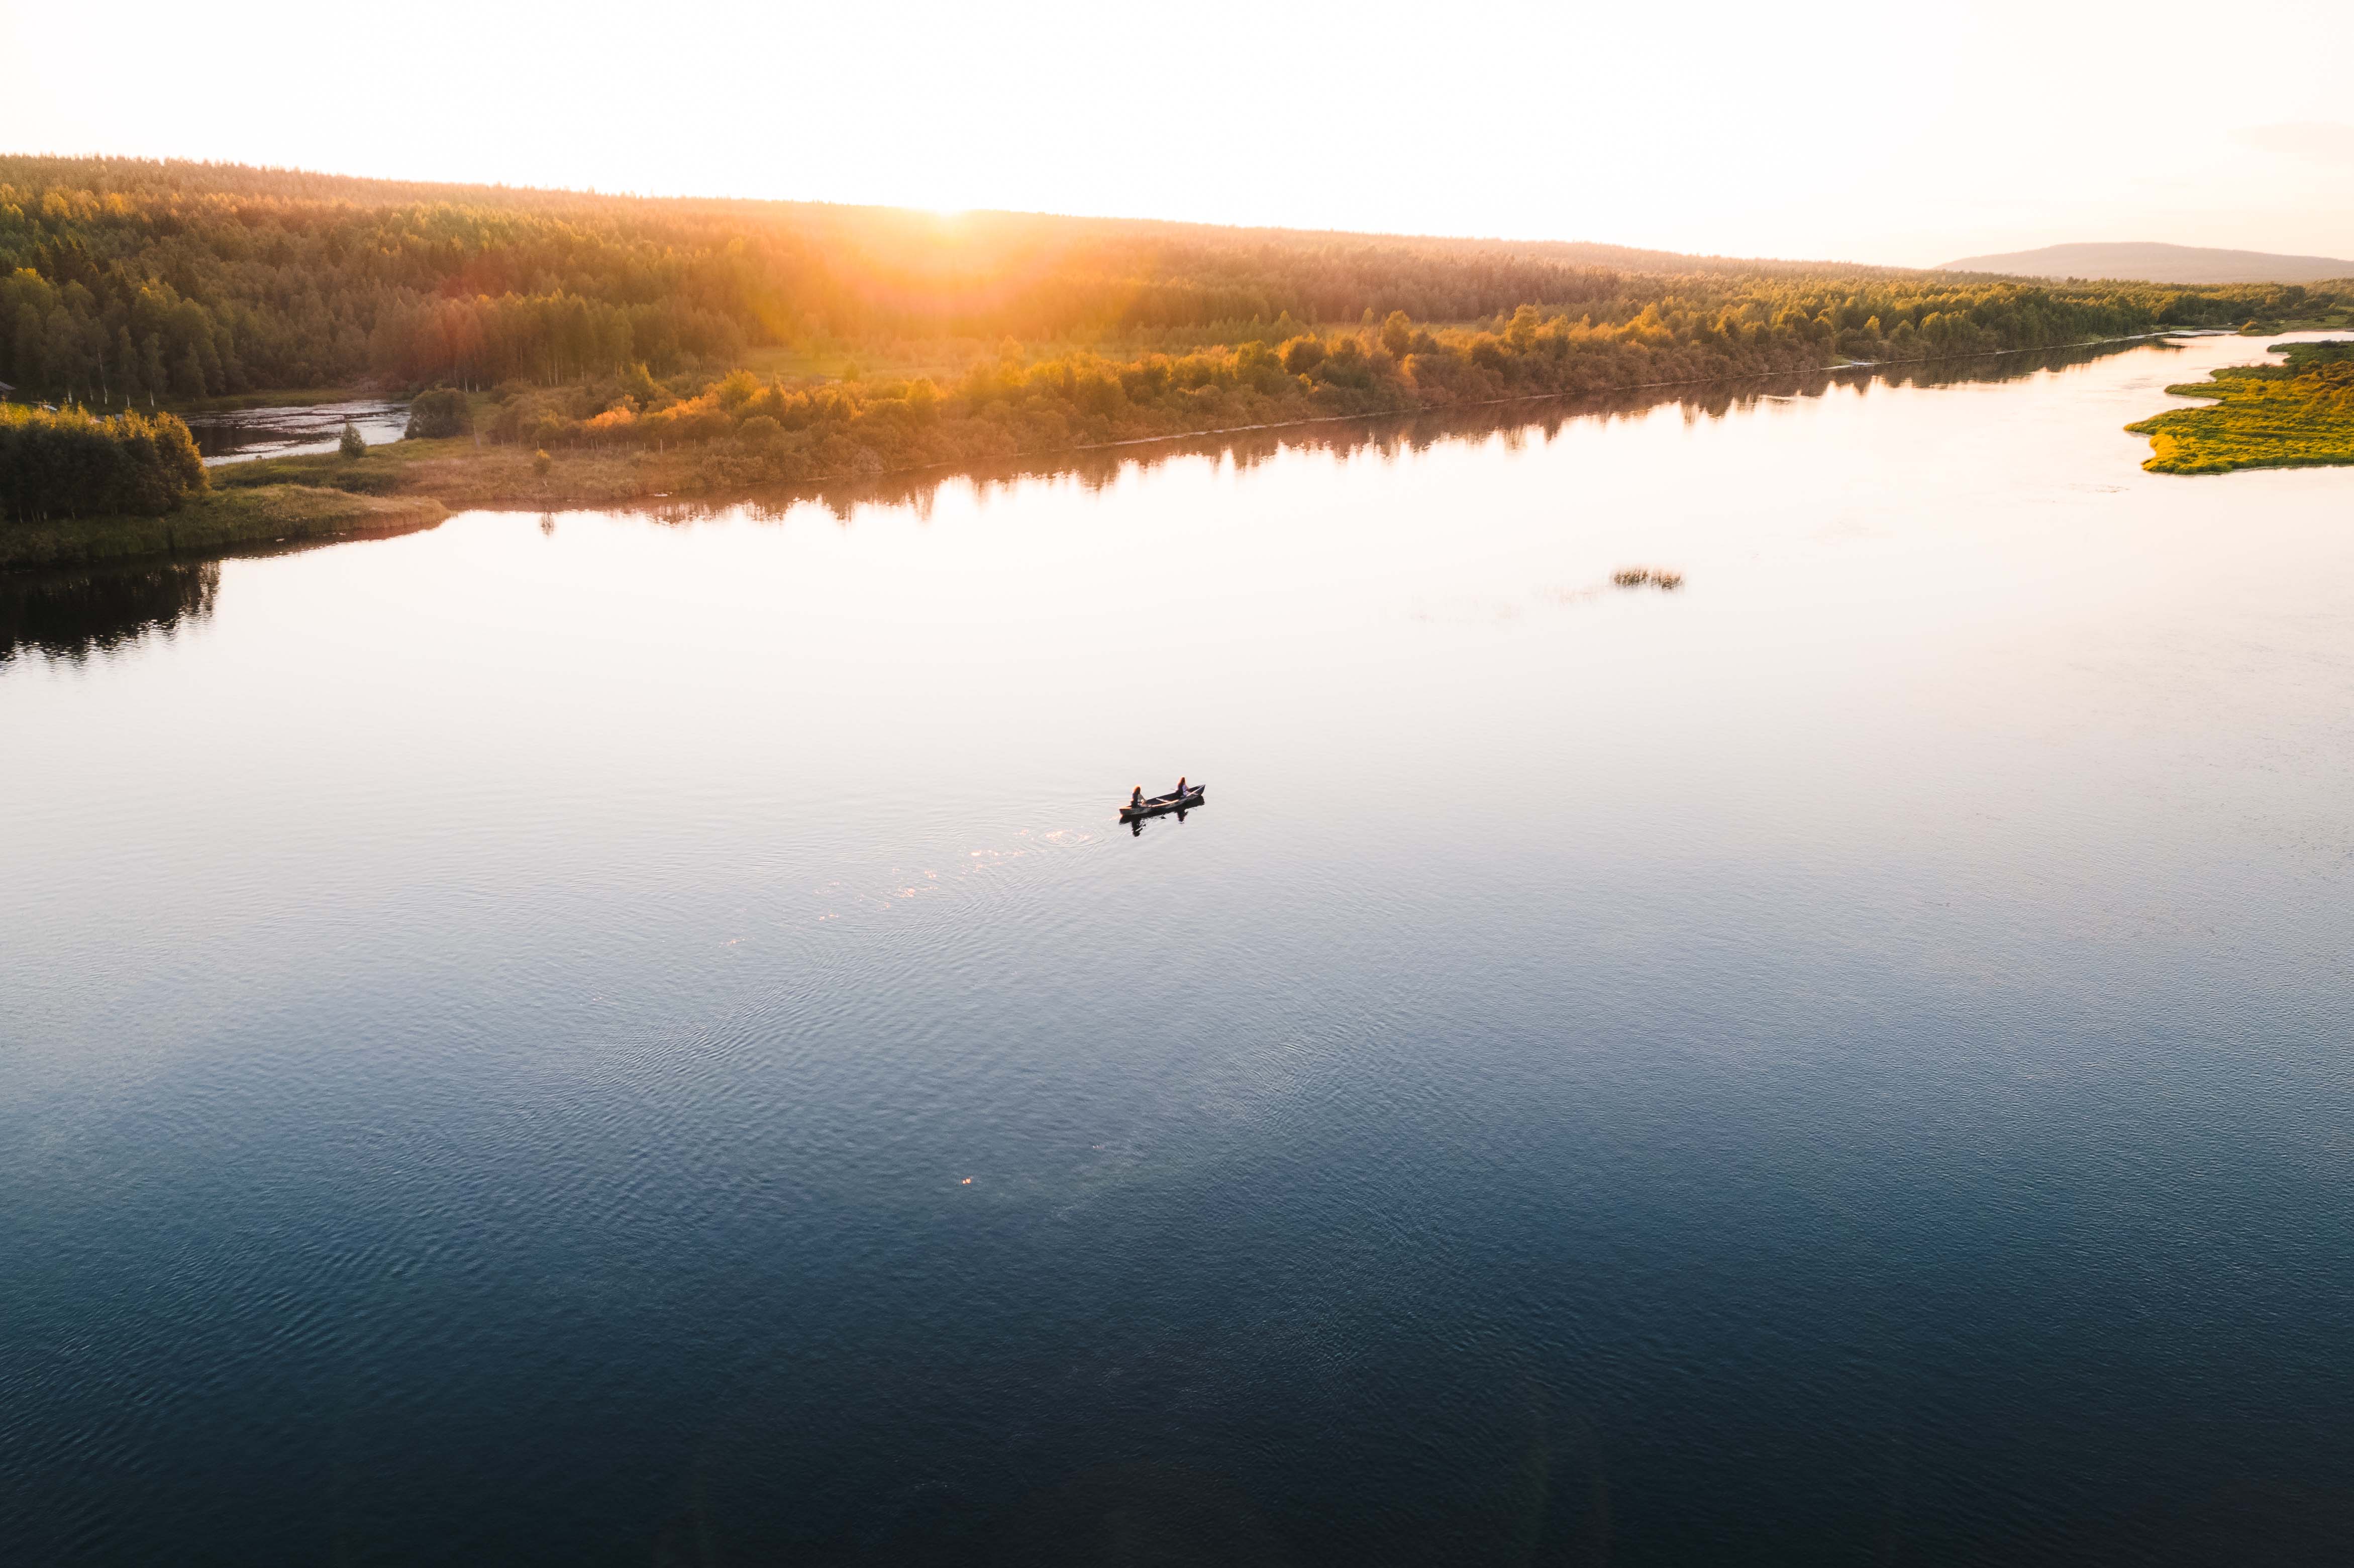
[2,0,2351,264]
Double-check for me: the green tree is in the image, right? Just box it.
[1381,311,1412,359]
[404,387,472,440]
[115,327,140,398]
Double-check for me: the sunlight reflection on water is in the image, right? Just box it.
[5,336,2354,1565]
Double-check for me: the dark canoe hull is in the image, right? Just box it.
[1119,786,1206,821]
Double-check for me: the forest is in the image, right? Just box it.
[3,155,2345,531]
[2,154,2331,409]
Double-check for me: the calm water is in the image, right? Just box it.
[183,398,410,465]
[7,338,2354,1565]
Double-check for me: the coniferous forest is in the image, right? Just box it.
[6,155,2328,403]
[1,154,2343,524]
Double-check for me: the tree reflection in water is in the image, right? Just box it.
[0,561,220,666]
[0,340,2161,671]
[624,336,2170,532]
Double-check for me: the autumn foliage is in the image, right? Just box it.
[4,154,2329,411]
[411,286,2309,493]
[0,404,206,523]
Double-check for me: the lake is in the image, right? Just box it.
[6,335,2354,1565]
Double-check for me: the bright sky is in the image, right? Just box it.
[5,0,2351,268]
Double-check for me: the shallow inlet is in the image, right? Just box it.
[5,334,2354,1565]
[181,397,411,464]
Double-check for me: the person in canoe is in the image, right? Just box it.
[1131,786,1144,811]
[1174,776,1187,800]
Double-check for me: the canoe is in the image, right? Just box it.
[1119,785,1206,821]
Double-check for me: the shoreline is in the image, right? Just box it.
[0,487,449,573]
[209,334,2200,521]
[7,332,2313,573]
[2126,336,2354,474]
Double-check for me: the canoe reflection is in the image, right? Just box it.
[1130,803,1199,837]
[1122,784,1207,834]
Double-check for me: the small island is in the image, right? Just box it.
[2128,340,2354,474]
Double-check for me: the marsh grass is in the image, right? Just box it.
[0,485,447,572]
[2129,340,2354,474]
[1611,567,1686,590]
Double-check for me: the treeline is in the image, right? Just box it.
[0,405,206,524]
[0,157,1648,398]
[0,154,2192,406]
[403,283,2294,493]
[3,155,2337,415]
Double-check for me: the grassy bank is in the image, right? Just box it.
[2128,340,2354,474]
[213,325,2214,514]
[0,485,448,571]
[216,439,668,510]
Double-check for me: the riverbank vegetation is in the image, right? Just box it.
[2127,340,2354,473]
[0,404,205,522]
[192,336,2153,519]
[8,155,2350,526]
[0,339,2159,570]
[215,290,2258,507]
[0,482,446,571]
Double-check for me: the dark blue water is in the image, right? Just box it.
[7,338,2354,1564]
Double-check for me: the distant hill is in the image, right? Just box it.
[1941,242,2354,285]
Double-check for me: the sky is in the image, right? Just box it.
[5,0,2352,268]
